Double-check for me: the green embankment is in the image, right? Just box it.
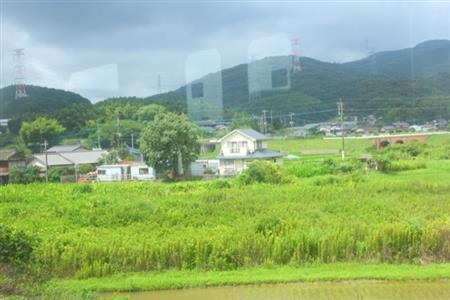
[48,263,450,293]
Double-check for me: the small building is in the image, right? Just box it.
[216,128,284,176]
[96,164,130,182]
[189,159,220,177]
[0,149,27,184]
[96,163,155,182]
[29,150,108,171]
[130,163,156,181]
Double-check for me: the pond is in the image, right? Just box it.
[106,280,450,300]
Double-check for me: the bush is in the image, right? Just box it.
[48,167,73,182]
[9,166,42,184]
[208,179,231,189]
[0,225,37,265]
[78,164,96,174]
[237,160,283,185]
[383,160,427,172]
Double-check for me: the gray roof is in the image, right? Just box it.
[31,150,108,167]
[218,128,269,142]
[217,148,284,159]
[0,149,21,161]
[60,150,107,165]
[32,153,73,167]
[47,144,84,153]
[238,128,269,140]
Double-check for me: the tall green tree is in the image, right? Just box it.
[19,117,65,145]
[135,104,166,123]
[139,112,200,176]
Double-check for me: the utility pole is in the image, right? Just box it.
[131,133,135,149]
[262,110,267,134]
[96,122,101,149]
[337,99,345,160]
[43,139,49,183]
[289,113,294,128]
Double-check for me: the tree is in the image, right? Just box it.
[135,104,166,123]
[139,112,200,176]
[231,112,258,130]
[19,117,65,145]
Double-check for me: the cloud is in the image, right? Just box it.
[1,1,450,102]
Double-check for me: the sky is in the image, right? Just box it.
[1,0,450,102]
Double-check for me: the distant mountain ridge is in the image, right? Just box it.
[145,39,450,123]
[1,40,449,125]
[342,40,450,76]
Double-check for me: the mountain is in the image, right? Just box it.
[145,40,450,123]
[342,40,450,76]
[0,85,92,120]
[2,40,449,128]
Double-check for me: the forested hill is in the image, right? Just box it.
[146,39,450,123]
[342,40,450,76]
[0,85,91,119]
[1,39,450,127]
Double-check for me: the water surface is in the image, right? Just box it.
[107,280,450,300]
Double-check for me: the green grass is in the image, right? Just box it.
[268,137,373,157]
[47,263,450,293]
[1,135,449,298]
[1,161,450,280]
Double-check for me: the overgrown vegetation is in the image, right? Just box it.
[1,163,449,282]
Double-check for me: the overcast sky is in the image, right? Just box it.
[1,0,450,102]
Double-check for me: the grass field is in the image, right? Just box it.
[1,134,449,298]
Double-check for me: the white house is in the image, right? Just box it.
[216,128,284,176]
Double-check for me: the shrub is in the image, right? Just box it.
[0,225,37,265]
[383,160,427,172]
[9,166,42,184]
[208,179,231,189]
[237,160,283,185]
[48,167,73,182]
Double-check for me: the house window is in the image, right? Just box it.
[139,168,149,175]
[98,170,106,175]
[238,141,248,148]
[228,141,239,153]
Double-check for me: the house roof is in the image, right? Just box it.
[32,153,73,167]
[0,149,19,161]
[60,150,107,165]
[47,144,84,153]
[218,128,269,142]
[217,148,284,159]
[31,150,108,167]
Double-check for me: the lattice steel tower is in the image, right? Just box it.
[13,48,27,99]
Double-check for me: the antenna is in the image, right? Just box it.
[13,48,27,99]
[157,74,162,94]
[291,38,301,73]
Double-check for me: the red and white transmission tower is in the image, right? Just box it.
[291,38,301,73]
[13,48,27,99]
